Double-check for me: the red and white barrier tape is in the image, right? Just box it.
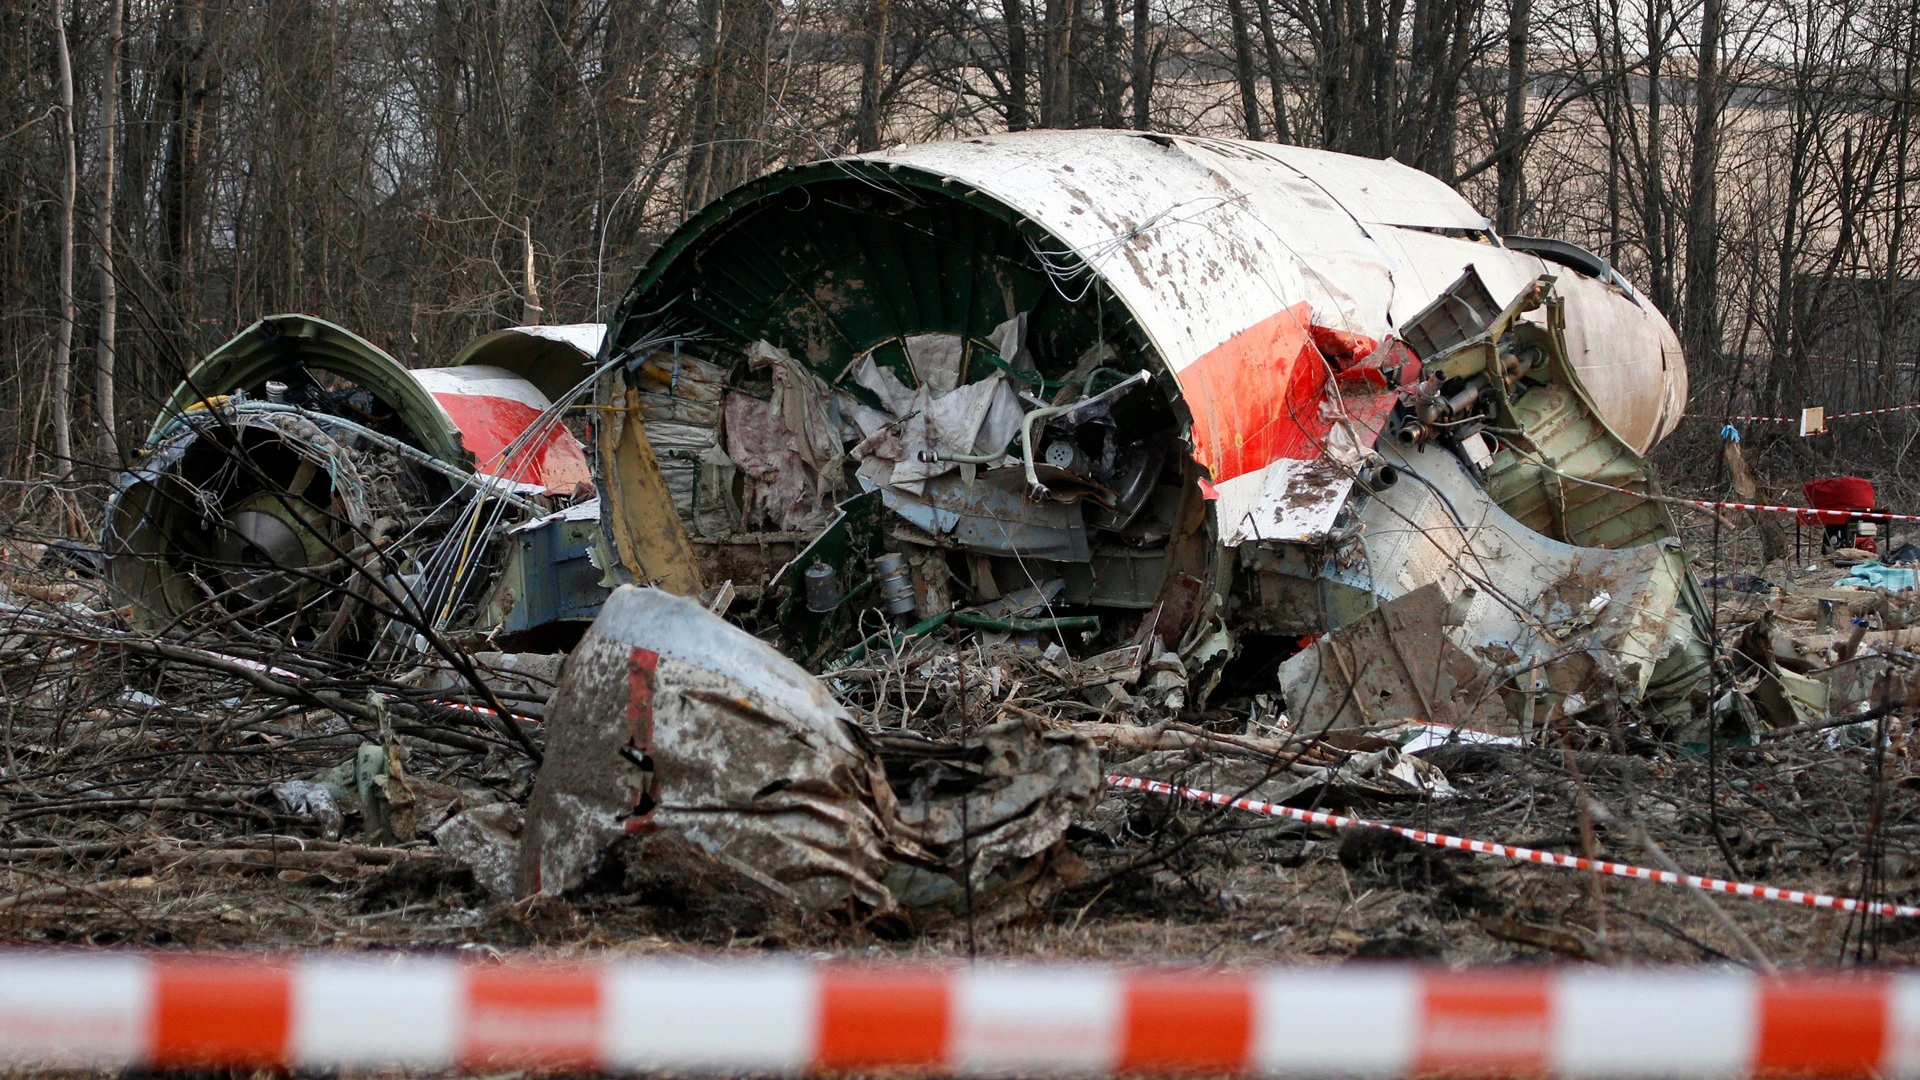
[1688,413,1802,424]
[1533,471,1920,525]
[1687,403,1920,424]
[0,952,1917,1075]
[1110,775,1920,919]
[1669,498,1920,525]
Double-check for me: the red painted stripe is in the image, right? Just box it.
[148,958,290,1067]
[1755,978,1886,1076]
[624,646,658,831]
[1120,972,1252,1073]
[1415,971,1551,1076]
[814,967,949,1068]
[1181,303,1330,484]
[460,964,602,1070]
[429,391,591,493]
[1180,306,1400,485]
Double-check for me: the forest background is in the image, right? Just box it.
[3,0,1916,510]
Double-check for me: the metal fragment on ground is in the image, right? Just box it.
[515,584,1100,915]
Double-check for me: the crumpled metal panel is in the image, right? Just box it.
[855,132,1687,542]
[878,468,1090,560]
[1284,437,1707,728]
[148,314,598,496]
[150,314,468,466]
[517,585,1102,914]
[1363,226,1687,453]
[519,585,897,907]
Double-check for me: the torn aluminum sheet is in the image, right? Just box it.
[518,583,894,907]
[1280,433,1706,731]
[1280,583,1509,734]
[848,343,1025,493]
[412,650,565,720]
[516,584,1100,914]
[436,802,524,901]
[876,719,1104,913]
[1103,740,1453,818]
[1279,277,1711,731]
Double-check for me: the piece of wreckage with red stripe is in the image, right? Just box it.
[99,130,1716,922]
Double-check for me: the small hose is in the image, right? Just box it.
[1021,369,1152,496]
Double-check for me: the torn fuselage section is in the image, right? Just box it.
[599,131,1711,736]
[103,315,611,656]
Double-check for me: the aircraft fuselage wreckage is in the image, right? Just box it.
[108,131,1709,737]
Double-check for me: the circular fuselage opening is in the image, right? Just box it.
[609,171,1217,662]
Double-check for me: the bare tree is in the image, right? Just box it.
[1227,0,1264,138]
[858,0,893,147]
[1682,0,1724,369]
[50,0,75,482]
[95,0,122,465]
[1130,0,1151,127]
[1496,0,1529,231]
[1008,0,1035,128]
[1041,0,1079,126]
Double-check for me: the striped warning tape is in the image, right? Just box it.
[1686,402,1920,424]
[1110,775,1920,919]
[1526,470,1920,524]
[0,952,1916,1075]
[1688,413,1802,424]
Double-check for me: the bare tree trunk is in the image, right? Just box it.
[856,0,891,149]
[1495,0,1529,232]
[160,0,212,336]
[1227,0,1265,139]
[1681,0,1722,373]
[1642,0,1673,314]
[1766,96,1813,414]
[1878,0,1916,394]
[51,0,75,481]
[1429,0,1475,179]
[1604,4,1621,263]
[1130,0,1149,128]
[1252,0,1292,142]
[1006,0,1032,129]
[96,0,122,465]
[685,0,725,207]
[1041,0,1077,126]
[1100,0,1124,126]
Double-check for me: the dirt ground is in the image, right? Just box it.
[4,422,1919,970]
[1,588,1913,972]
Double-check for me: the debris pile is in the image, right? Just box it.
[2,131,1917,966]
